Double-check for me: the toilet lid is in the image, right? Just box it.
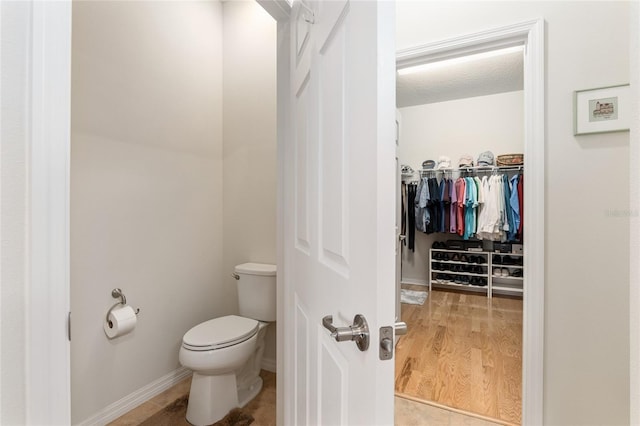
[182,315,259,351]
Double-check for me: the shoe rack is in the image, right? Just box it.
[429,248,523,298]
[490,253,524,296]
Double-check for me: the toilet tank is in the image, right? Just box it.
[235,263,276,322]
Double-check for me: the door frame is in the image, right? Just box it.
[21,1,72,424]
[255,1,290,424]
[25,3,545,425]
[630,2,640,423]
[396,19,545,424]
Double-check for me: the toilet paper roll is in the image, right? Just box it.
[104,304,137,339]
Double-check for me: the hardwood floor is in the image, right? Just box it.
[108,369,500,426]
[395,287,522,425]
[108,370,276,426]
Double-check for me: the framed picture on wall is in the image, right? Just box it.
[574,84,630,135]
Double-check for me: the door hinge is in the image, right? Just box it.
[67,311,71,341]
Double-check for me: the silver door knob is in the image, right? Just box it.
[322,314,369,351]
[398,234,406,242]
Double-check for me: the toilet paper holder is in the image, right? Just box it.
[106,288,140,326]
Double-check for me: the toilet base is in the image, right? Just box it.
[238,375,263,407]
[186,372,238,426]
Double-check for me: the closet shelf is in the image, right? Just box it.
[420,165,524,175]
[492,286,524,293]
[431,282,489,292]
[433,271,487,278]
[491,275,524,280]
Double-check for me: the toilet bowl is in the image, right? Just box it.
[179,263,276,426]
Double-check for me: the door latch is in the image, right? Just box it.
[379,321,408,360]
[322,314,369,351]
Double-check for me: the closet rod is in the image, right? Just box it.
[420,165,524,174]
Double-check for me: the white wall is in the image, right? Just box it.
[397,2,631,424]
[0,1,30,423]
[222,0,278,368]
[70,2,225,423]
[399,91,524,285]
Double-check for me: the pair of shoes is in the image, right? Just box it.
[493,268,510,277]
[451,253,460,262]
[432,241,446,249]
[460,254,469,263]
[511,269,523,277]
[470,265,483,274]
[451,264,465,273]
[453,275,469,285]
[502,256,515,265]
[454,275,469,284]
[438,274,453,283]
[433,252,443,260]
[469,277,487,286]
[468,255,485,264]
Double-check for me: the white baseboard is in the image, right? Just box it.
[401,278,428,287]
[77,366,192,426]
[261,357,276,373]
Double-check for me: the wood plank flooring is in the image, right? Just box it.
[395,287,522,425]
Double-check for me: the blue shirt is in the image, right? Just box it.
[509,175,521,239]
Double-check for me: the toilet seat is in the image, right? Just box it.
[182,315,259,351]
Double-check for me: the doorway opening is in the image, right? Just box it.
[393,20,545,426]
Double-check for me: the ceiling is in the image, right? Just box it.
[396,49,524,108]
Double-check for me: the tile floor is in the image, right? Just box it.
[109,370,504,425]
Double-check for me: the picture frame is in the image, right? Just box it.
[574,84,630,135]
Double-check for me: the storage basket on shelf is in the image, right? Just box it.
[496,153,523,166]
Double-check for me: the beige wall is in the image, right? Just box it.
[71,1,225,423]
[398,91,524,285]
[397,1,631,424]
[222,0,278,366]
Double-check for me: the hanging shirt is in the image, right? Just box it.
[443,178,451,233]
[479,174,504,241]
[504,175,516,241]
[463,177,478,240]
[407,183,416,251]
[518,174,524,239]
[439,178,447,233]
[426,177,439,234]
[476,176,491,239]
[473,176,484,234]
[449,178,457,234]
[455,178,466,236]
[509,174,521,241]
[401,183,407,243]
[415,177,430,233]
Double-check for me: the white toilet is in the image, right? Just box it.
[179,262,276,426]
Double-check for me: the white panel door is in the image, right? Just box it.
[283,1,396,424]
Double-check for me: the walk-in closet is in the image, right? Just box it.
[394,44,525,425]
